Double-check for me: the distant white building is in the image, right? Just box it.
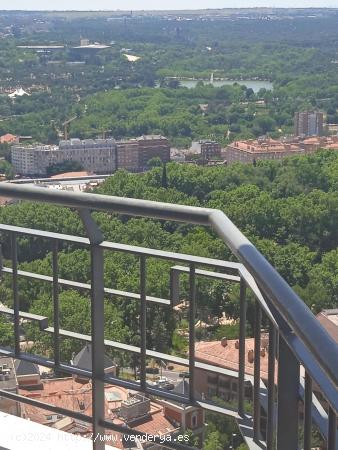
[8,88,30,99]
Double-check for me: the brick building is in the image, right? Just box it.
[226,138,307,164]
[160,380,205,444]
[194,337,270,402]
[136,135,170,171]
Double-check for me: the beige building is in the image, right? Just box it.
[11,138,117,176]
[226,138,307,164]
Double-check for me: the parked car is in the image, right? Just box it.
[179,371,190,378]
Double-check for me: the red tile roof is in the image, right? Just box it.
[0,133,17,144]
[50,171,92,179]
[19,378,177,448]
[195,338,270,380]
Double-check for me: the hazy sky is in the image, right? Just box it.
[0,0,337,10]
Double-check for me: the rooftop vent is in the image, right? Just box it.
[221,337,228,347]
[120,394,150,422]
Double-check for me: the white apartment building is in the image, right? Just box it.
[11,139,117,176]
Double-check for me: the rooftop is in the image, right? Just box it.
[71,344,116,372]
[195,337,270,380]
[19,377,177,449]
[0,133,18,144]
[229,138,303,154]
[50,171,93,179]
[73,44,110,50]
[14,359,39,376]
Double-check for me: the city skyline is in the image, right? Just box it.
[0,0,337,10]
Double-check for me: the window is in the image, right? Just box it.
[207,375,218,385]
[191,412,198,428]
[207,387,217,398]
[219,378,230,389]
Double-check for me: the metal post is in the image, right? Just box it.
[140,255,147,392]
[52,241,60,369]
[253,301,262,441]
[189,264,196,402]
[267,323,276,449]
[170,267,180,307]
[11,232,20,356]
[277,337,299,450]
[303,372,312,450]
[238,278,246,416]
[78,209,105,450]
[328,407,336,450]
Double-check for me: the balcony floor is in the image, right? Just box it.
[0,412,116,450]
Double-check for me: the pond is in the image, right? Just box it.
[179,79,273,93]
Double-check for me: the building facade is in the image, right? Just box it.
[226,138,307,164]
[58,139,116,174]
[226,136,338,164]
[12,136,171,176]
[116,139,140,172]
[11,139,117,176]
[194,337,270,403]
[294,111,324,136]
[136,135,170,171]
[197,140,222,160]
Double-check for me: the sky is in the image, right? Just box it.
[0,0,337,10]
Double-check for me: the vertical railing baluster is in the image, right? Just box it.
[328,407,337,450]
[238,277,246,416]
[78,209,105,450]
[189,264,196,402]
[253,300,262,441]
[52,241,60,369]
[90,242,105,450]
[140,255,147,392]
[303,372,312,450]
[277,337,299,450]
[267,322,276,449]
[11,232,20,356]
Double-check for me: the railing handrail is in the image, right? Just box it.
[0,182,337,390]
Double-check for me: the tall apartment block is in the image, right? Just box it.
[294,111,324,136]
[137,135,170,170]
[59,138,116,174]
[117,135,170,172]
[11,139,117,176]
[199,140,222,160]
[116,140,140,172]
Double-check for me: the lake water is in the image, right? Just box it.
[179,79,273,93]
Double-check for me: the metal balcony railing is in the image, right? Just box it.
[0,183,336,450]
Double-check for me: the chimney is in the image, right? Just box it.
[235,340,239,349]
[221,337,228,347]
[248,349,254,363]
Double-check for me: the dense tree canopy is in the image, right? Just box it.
[0,151,337,361]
